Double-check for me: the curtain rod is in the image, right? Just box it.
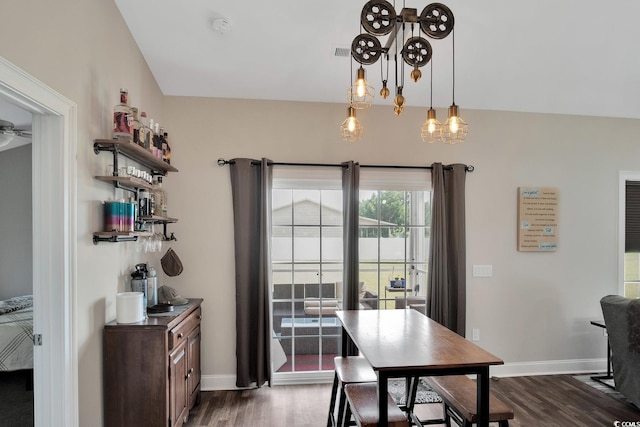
[217,158,474,172]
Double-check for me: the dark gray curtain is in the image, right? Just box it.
[427,163,467,336]
[626,182,640,252]
[229,158,273,387]
[342,161,360,355]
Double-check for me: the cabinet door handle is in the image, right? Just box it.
[197,315,202,320]
[177,333,183,339]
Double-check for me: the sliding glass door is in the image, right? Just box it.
[270,167,431,375]
[272,170,343,373]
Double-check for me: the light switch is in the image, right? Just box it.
[472,265,493,277]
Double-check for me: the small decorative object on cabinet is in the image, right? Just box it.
[93,139,179,244]
[103,298,202,427]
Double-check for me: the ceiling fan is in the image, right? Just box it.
[0,119,31,148]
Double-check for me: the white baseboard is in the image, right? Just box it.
[201,358,608,391]
[489,358,607,378]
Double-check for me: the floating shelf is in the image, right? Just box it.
[140,215,178,224]
[93,139,178,174]
[95,175,154,190]
[92,231,152,244]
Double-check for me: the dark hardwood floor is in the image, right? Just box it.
[185,375,640,427]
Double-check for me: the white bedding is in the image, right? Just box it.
[0,304,33,371]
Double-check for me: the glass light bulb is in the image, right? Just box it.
[347,116,356,133]
[449,116,459,133]
[427,119,437,134]
[356,79,366,98]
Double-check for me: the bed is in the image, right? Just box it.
[0,295,33,371]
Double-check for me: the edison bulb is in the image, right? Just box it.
[347,116,356,132]
[427,120,437,134]
[449,116,459,133]
[356,79,366,97]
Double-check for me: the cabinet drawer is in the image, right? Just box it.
[169,307,201,350]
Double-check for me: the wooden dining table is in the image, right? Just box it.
[336,309,504,426]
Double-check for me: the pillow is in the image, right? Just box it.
[0,295,33,315]
[304,298,339,307]
[359,282,367,300]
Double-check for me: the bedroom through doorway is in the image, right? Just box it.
[0,98,34,425]
[0,56,78,427]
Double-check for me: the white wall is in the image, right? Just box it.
[163,96,640,384]
[0,144,32,300]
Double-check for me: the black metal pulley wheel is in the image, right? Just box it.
[420,3,454,39]
[361,0,397,36]
[402,36,432,67]
[351,33,383,65]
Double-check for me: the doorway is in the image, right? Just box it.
[0,56,77,426]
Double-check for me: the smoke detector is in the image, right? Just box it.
[211,17,232,34]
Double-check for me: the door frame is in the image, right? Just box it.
[0,56,78,426]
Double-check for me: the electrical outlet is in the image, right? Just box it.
[472,328,480,341]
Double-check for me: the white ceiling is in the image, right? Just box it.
[109,1,640,120]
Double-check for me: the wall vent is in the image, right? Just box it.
[334,47,351,58]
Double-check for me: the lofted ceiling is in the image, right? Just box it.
[118,1,640,120]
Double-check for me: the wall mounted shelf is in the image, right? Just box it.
[93,138,178,244]
[93,139,178,175]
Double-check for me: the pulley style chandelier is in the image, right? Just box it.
[340,1,468,144]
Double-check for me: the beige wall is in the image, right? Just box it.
[0,1,166,425]
[163,96,640,381]
[2,0,640,424]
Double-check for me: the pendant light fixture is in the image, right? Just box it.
[340,106,364,142]
[441,28,468,144]
[348,66,375,109]
[341,1,468,143]
[421,59,442,143]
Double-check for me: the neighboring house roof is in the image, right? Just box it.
[272,198,395,227]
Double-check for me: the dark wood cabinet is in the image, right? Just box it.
[104,299,202,427]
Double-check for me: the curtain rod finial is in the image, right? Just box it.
[466,165,474,172]
[217,158,228,166]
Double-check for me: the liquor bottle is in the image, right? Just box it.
[139,112,148,150]
[154,176,168,218]
[162,132,171,164]
[113,89,133,140]
[139,190,151,217]
[153,123,161,159]
[159,128,166,162]
[148,118,155,154]
[131,107,141,146]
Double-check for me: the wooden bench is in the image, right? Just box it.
[424,376,514,427]
[327,356,378,427]
[343,383,409,427]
